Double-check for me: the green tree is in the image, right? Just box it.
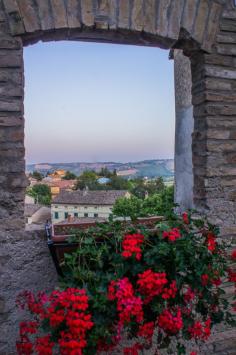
[112,196,142,221]
[27,184,51,205]
[75,170,98,190]
[62,170,77,180]
[30,171,43,181]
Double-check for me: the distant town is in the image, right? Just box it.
[25,159,174,236]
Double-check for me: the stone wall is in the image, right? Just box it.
[0,229,57,354]
[0,0,235,353]
[174,49,194,211]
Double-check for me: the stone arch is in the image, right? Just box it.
[0,0,236,353]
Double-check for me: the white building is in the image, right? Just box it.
[51,190,130,223]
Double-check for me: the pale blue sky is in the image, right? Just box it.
[24,41,175,164]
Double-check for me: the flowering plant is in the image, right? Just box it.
[17,213,236,354]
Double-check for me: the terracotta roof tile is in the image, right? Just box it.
[52,190,128,205]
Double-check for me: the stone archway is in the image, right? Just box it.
[0,0,236,353]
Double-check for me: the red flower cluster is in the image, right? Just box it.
[137,321,155,341]
[137,269,168,303]
[16,288,93,355]
[158,308,183,334]
[201,274,209,286]
[108,278,143,326]
[184,287,195,303]
[122,233,144,260]
[163,228,181,242]
[188,318,211,340]
[231,250,236,260]
[182,212,189,224]
[162,280,178,300]
[206,232,217,252]
[228,268,236,283]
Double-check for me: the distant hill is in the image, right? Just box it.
[27,159,174,179]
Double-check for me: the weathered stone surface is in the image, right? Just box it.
[144,0,156,34]
[2,0,25,35]
[35,0,54,31]
[118,0,130,29]
[50,0,67,29]
[108,0,117,29]
[167,0,185,39]
[217,43,236,56]
[131,0,143,32]
[205,65,236,80]
[65,0,81,28]
[81,0,94,27]
[156,0,171,38]
[181,0,198,34]
[203,2,222,52]
[16,0,40,33]
[0,49,22,67]
[193,0,210,44]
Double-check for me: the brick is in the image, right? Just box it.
[0,68,23,85]
[220,19,236,32]
[0,35,21,49]
[144,0,156,34]
[81,0,94,27]
[0,99,22,112]
[16,0,40,32]
[222,9,236,20]
[203,2,222,52]
[35,0,54,31]
[65,0,81,28]
[181,0,199,34]
[118,0,130,29]
[50,0,67,28]
[167,0,185,39]
[0,116,23,127]
[217,32,236,44]
[0,49,22,68]
[156,0,171,37]
[108,0,118,29]
[193,0,210,44]
[217,43,236,56]
[205,65,236,80]
[131,0,143,32]
[2,0,25,35]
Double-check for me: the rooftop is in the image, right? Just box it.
[52,190,129,205]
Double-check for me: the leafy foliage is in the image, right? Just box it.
[16,213,235,354]
[62,170,77,180]
[113,185,174,220]
[27,184,51,205]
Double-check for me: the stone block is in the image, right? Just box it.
[217,32,236,44]
[0,98,22,112]
[217,43,236,56]
[50,0,68,29]
[2,0,25,35]
[156,0,171,38]
[193,0,210,44]
[0,68,23,85]
[203,2,222,53]
[131,0,143,32]
[0,49,22,68]
[0,35,21,49]
[108,0,117,29]
[204,53,234,68]
[181,0,198,35]
[0,116,22,127]
[118,0,130,29]
[205,77,232,91]
[81,0,94,27]
[167,0,185,39]
[35,0,54,31]
[65,0,81,28]
[144,0,156,34]
[222,9,236,20]
[17,0,40,33]
[220,19,236,32]
[205,65,236,80]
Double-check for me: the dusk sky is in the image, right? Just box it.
[24,41,175,164]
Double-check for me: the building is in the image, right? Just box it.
[49,169,67,179]
[51,190,130,223]
[25,204,51,225]
[47,179,76,199]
